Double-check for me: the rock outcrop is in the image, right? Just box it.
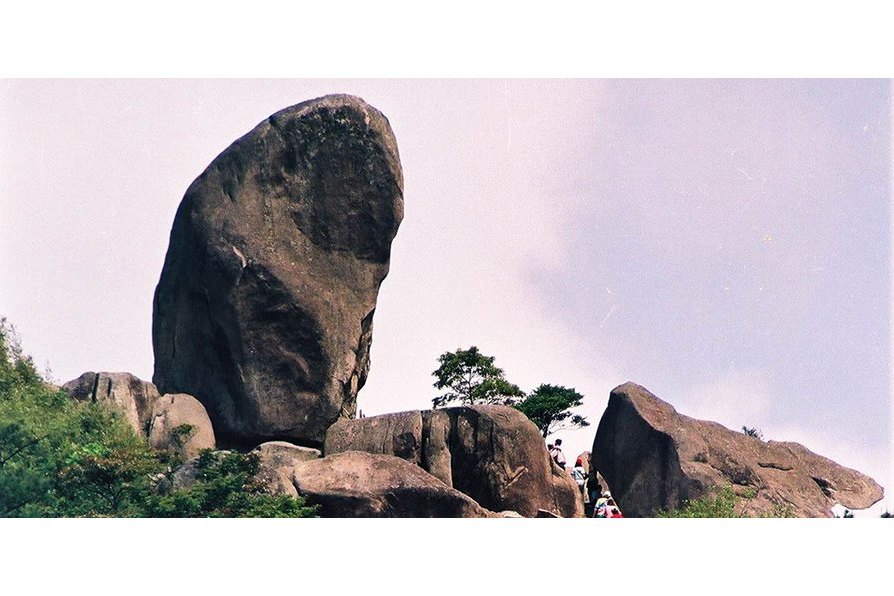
[592,382,884,517]
[148,393,216,460]
[325,405,583,517]
[292,451,491,518]
[152,94,404,447]
[251,441,321,496]
[63,372,160,436]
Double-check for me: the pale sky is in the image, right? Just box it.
[0,79,890,515]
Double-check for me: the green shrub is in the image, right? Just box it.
[1,317,316,518]
[657,484,793,518]
[148,450,317,518]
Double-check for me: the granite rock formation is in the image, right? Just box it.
[147,393,216,460]
[325,405,583,517]
[251,441,321,496]
[63,372,160,436]
[592,382,884,517]
[291,451,491,518]
[152,94,404,448]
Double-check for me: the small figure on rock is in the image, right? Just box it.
[549,439,566,469]
[593,490,611,518]
[605,496,623,518]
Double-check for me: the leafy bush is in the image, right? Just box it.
[149,450,317,518]
[1,317,316,518]
[657,484,793,518]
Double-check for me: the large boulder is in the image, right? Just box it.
[592,382,884,518]
[325,405,583,518]
[251,441,321,496]
[148,393,216,460]
[63,371,160,436]
[152,94,404,447]
[291,451,491,518]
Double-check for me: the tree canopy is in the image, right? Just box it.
[431,346,524,408]
[512,383,589,438]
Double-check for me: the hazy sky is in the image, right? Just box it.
[0,79,889,514]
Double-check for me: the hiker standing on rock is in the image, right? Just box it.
[549,439,566,469]
[605,496,623,518]
[593,490,611,518]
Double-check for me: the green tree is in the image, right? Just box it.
[431,346,524,408]
[513,384,589,438]
[1,317,152,516]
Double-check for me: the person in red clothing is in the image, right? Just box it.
[605,497,623,518]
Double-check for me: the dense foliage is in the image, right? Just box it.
[513,384,589,438]
[431,346,524,408]
[149,450,316,517]
[0,318,316,518]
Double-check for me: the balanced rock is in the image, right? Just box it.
[291,451,491,518]
[152,94,404,447]
[325,405,583,518]
[148,393,216,460]
[63,372,160,436]
[593,382,884,517]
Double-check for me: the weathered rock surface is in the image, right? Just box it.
[63,372,160,436]
[325,405,583,517]
[152,94,404,447]
[291,451,491,518]
[593,382,884,518]
[148,393,216,460]
[251,441,321,496]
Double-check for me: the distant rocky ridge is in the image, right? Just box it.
[592,382,884,517]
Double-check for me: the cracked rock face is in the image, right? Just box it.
[324,405,583,517]
[152,95,403,447]
[63,372,161,437]
[592,382,884,517]
[291,451,492,518]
